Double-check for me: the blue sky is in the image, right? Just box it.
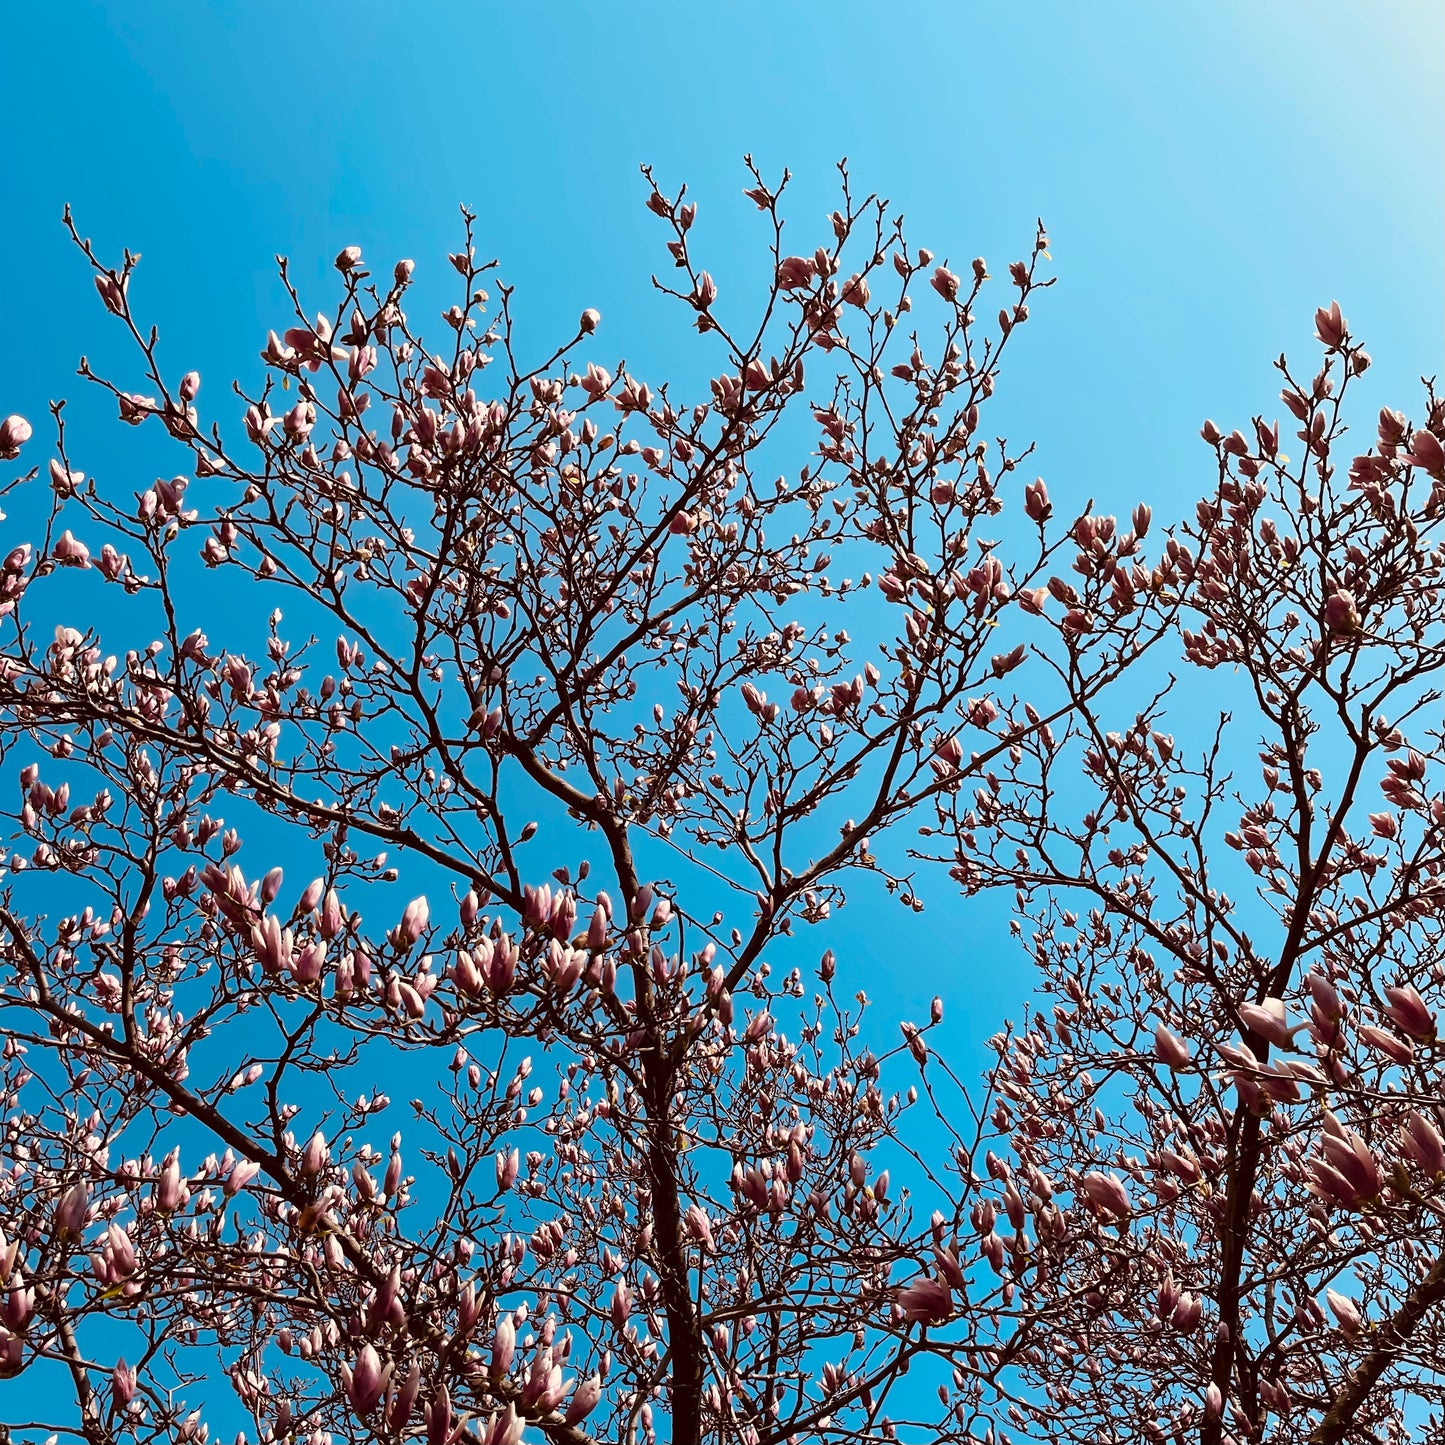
[3,0,1441,1053]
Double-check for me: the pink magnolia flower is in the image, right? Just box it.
[1153,1022,1193,1069]
[1306,1111,1382,1211]
[54,1182,89,1237]
[1238,996,1295,1048]
[1358,1024,1414,1065]
[776,255,816,290]
[684,1203,715,1251]
[566,1374,603,1424]
[425,1387,453,1445]
[395,895,430,947]
[1382,983,1436,1040]
[1081,1170,1132,1219]
[1406,427,1445,476]
[930,266,961,302]
[895,1274,953,1324]
[1402,1111,1445,1177]
[1325,1288,1362,1338]
[495,1148,519,1192]
[1314,300,1346,349]
[52,530,92,568]
[492,1314,516,1375]
[1324,589,1362,636]
[224,1159,261,1196]
[0,414,32,458]
[342,1343,390,1415]
[112,1357,137,1406]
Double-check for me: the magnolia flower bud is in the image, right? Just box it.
[225,1158,261,1196]
[1324,589,1362,636]
[301,1130,328,1177]
[895,1274,953,1323]
[566,1375,602,1424]
[1153,1022,1192,1070]
[426,1386,453,1445]
[496,1148,519,1192]
[1382,983,1436,1040]
[343,1342,390,1414]
[54,1182,89,1237]
[579,308,601,334]
[0,414,32,459]
[1314,300,1346,349]
[1081,1170,1131,1219]
[112,1357,137,1406]
[492,1314,516,1375]
[1325,1288,1361,1337]
[930,266,960,302]
[1238,996,1294,1048]
[396,896,430,947]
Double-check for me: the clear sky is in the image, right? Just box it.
[3,0,1441,1048]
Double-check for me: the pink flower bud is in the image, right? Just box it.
[52,530,92,568]
[566,1375,602,1425]
[492,1314,516,1375]
[95,273,128,315]
[343,1343,390,1414]
[496,1148,519,1192]
[1324,589,1362,636]
[54,1182,90,1237]
[1358,1024,1414,1064]
[301,1130,328,1177]
[335,246,363,272]
[225,1158,261,1196]
[0,415,32,459]
[396,896,430,947]
[895,1274,953,1324]
[112,1357,137,1406]
[1238,996,1294,1048]
[1314,301,1346,349]
[1407,428,1445,477]
[930,267,960,302]
[683,1203,715,1250]
[320,889,345,940]
[777,255,816,290]
[1325,1288,1361,1337]
[1382,984,1436,1040]
[1080,1170,1131,1219]
[426,1386,453,1445]
[579,308,601,334]
[1402,1110,1445,1177]
[155,1156,187,1212]
[1153,1022,1192,1069]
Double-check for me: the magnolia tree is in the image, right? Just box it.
[0,163,1441,1445]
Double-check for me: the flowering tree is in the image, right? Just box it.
[919,311,1445,1445]
[0,162,1440,1445]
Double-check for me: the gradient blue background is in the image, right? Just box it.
[2,0,1441,1118]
